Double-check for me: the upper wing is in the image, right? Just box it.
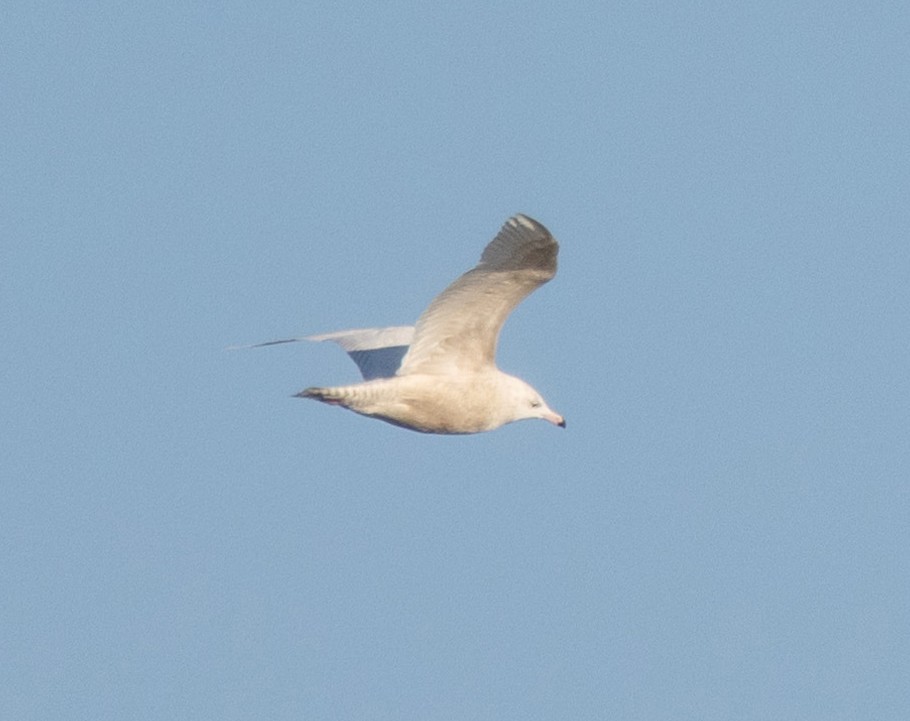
[397,214,558,376]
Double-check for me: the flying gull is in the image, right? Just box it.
[241,214,565,434]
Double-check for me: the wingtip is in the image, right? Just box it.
[228,338,309,351]
[510,213,539,230]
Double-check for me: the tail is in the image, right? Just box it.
[295,379,390,412]
[294,386,350,406]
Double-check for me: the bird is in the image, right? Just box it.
[240,214,565,434]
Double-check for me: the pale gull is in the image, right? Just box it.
[244,214,565,434]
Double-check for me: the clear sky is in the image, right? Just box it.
[3,2,909,719]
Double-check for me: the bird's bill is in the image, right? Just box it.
[545,410,566,428]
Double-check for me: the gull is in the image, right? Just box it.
[242,214,565,434]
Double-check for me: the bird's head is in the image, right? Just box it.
[501,374,566,429]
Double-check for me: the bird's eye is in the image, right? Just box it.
[530,400,541,408]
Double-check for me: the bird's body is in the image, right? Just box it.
[241,214,565,434]
[301,369,560,434]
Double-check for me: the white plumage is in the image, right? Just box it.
[241,214,565,434]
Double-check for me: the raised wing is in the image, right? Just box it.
[397,214,558,376]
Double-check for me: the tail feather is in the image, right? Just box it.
[295,386,347,406]
[295,380,390,412]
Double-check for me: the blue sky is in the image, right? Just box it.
[3,2,909,719]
